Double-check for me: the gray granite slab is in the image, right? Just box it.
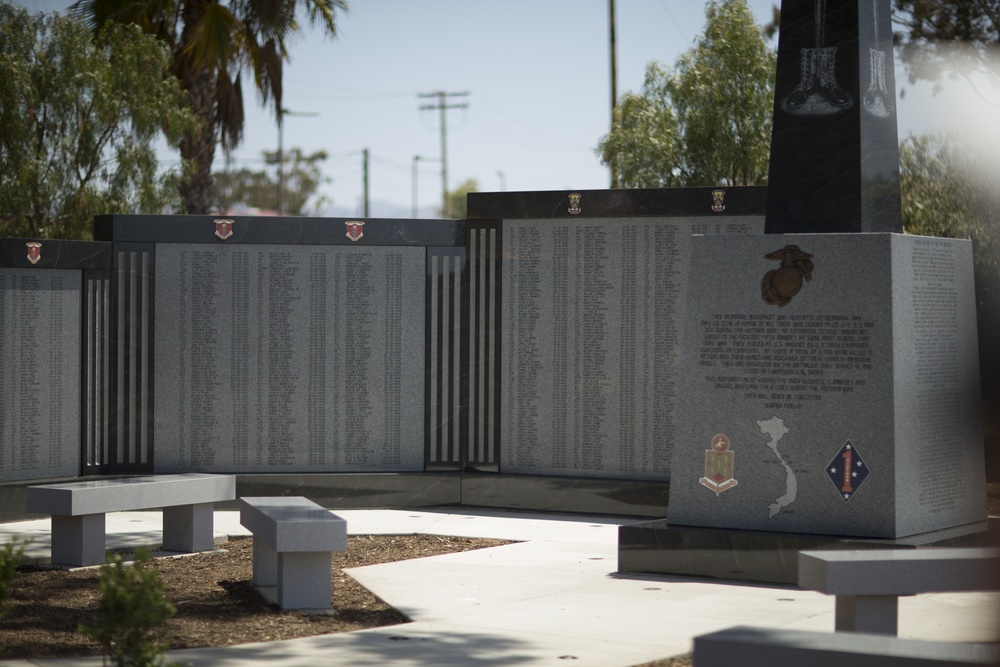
[694,626,1000,667]
[26,473,236,515]
[798,547,1000,595]
[0,268,81,482]
[668,233,984,539]
[500,216,763,481]
[153,244,425,473]
[239,496,347,552]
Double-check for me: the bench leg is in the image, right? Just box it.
[252,540,278,587]
[277,552,332,611]
[51,514,106,567]
[162,503,215,552]
[835,595,899,635]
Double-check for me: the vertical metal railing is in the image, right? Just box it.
[465,223,501,470]
[109,246,154,472]
[80,270,111,474]
[425,248,466,469]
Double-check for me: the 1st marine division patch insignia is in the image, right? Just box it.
[826,440,870,501]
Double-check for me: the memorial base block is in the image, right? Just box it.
[617,518,1000,585]
[668,233,985,540]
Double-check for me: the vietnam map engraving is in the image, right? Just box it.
[756,416,797,518]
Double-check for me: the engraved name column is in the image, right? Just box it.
[514,231,541,468]
[580,225,610,471]
[16,275,41,472]
[231,250,250,467]
[266,251,300,466]
[551,226,570,469]
[308,253,328,466]
[189,251,220,467]
[344,252,374,466]
[382,253,403,466]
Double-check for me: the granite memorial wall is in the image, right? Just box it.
[0,238,111,482]
[93,215,465,475]
[468,187,767,480]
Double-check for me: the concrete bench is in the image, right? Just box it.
[694,625,1000,667]
[239,496,347,611]
[798,547,1000,635]
[26,474,236,567]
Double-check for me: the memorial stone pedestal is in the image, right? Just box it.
[619,234,996,584]
[618,0,995,583]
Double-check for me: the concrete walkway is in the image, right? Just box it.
[1,509,998,666]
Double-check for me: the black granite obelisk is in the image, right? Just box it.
[764,0,902,233]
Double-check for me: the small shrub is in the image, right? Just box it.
[0,539,26,651]
[0,540,25,615]
[79,549,178,667]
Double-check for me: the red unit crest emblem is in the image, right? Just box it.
[215,218,234,240]
[26,242,42,265]
[346,221,365,242]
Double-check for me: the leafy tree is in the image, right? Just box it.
[599,0,775,188]
[70,0,348,215]
[0,5,197,239]
[445,178,478,220]
[893,0,1000,92]
[899,132,1000,393]
[214,148,329,215]
[599,63,683,189]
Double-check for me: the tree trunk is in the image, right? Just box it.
[176,0,217,214]
[178,66,217,214]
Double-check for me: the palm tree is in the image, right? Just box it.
[70,0,347,214]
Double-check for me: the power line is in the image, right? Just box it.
[418,91,469,218]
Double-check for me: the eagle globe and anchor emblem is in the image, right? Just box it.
[699,433,739,495]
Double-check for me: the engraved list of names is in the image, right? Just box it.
[500,217,760,480]
[0,268,81,482]
[154,244,425,472]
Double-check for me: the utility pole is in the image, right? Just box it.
[412,155,440,218]
[277,107,318,215]
[412,155,422,218]
[608,0,619,189]
[362,148,370,217]
[418,91,469,218]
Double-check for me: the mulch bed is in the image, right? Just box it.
[0,534,511,660]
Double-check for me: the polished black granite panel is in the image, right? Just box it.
[0,481,36,522]
[0,238,111,269]
[93,214,465,247]
[461,473,669,518]
[219,473,462,511]
[765,0,901,233]
[467,187,767,220]
[3,472,669,520]
[229,473,669,517]
[618,518,1000,585]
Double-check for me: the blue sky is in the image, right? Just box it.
[12,0,996,217]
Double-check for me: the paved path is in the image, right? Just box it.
[2,509,998,666]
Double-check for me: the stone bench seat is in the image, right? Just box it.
[239,496,347,611]
[694,626,1000,667]
[26,473,236,567]
[798,547,1000,635]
